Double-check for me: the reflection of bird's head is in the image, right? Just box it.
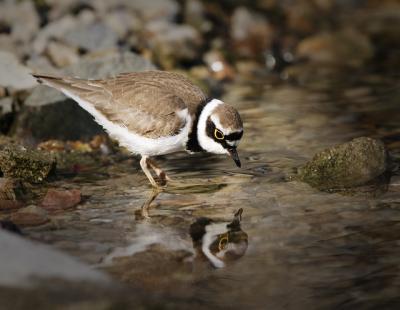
[189,208,248,268]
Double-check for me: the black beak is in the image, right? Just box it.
[228,148,241,168]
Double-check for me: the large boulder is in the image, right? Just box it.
[14,51,156,144]
[298,137,388,190]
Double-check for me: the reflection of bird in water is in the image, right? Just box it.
[190,208,248,268]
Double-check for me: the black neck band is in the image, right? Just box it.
[186,98,210,153]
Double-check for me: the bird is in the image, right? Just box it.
[32,71,244,188]
[189,208,248,268]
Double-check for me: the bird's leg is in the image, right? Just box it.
[146,158,171,186]
[141,186,161,219]
[140,156,158,188]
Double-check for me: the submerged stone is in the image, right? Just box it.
[10,205,49,227]
[298,137,388,190]
[0,146,56,183]
[41,188,81,212]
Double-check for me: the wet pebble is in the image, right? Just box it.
[10,205,49,227]
[41,188,82,212]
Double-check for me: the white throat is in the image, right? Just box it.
[197,99,227,154]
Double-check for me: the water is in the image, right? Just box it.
[26,67,400,309]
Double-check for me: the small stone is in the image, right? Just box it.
[41,189,81,212]
[204,50,235,81]
[46,41,79,68]
[0,178,25,210]
[10,205,49,227]
[0,146,56,183]
[145,21,202,69]
[296,29,374,67]
[127,0,179,21]
[230,7,275,59]
[64,22,118,52]
[298,137,388,190]
[0,1,39,43]
[0,51,36,91]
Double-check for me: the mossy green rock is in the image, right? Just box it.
[298,137,388,190]
[0,146,56,183]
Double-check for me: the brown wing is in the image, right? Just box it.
[32,71,203,138]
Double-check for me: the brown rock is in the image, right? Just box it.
[10,205,49,227]
[41,189,81,212]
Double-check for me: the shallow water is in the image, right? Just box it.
[26,68,400,309]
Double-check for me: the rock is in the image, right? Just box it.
[0,1,39,43]
[0,97,14,134]
[127,0,179,21]
[14,51,155,143]
[296,29,374,67]
[0,220,21,234]
[0,230,109,287]
[64,22,118,52]
[298,137,388,190]
[0,178,24,210]
[41,188,81,212]
[0,51,37,91]
[204,50,235,81]
[230,7,275,59]
[32,15,78,55]
[145,21,202,69]
[10,205,49,226]
[0,146,56,183]
[104,9,141,39]
[46,41,80,67]
[184,0,211,33]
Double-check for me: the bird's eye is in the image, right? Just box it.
[218,233,229,251]
[214,129,225,140]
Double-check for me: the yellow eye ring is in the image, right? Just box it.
[214,129,225,140]
[218,233,229,251]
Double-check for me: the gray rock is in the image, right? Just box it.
[64,22,118,52]
[146,20,202,69]
[0,51,36,91]
[0,0,39,43]
[0,230,109,287]
[15,51,155,143]
[126,0,179,21]
[298,137,388,190]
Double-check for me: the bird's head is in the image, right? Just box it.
[197,99,243,167]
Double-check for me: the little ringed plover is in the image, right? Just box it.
[32,71,243,188]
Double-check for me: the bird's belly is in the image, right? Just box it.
[107,125,188,156]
